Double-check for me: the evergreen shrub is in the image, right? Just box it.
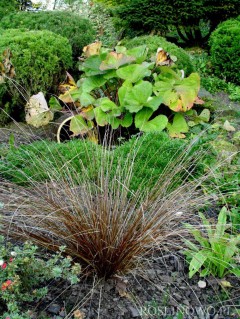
[209,18,240,85]
[0,11,96,61]
[0,28,72,125]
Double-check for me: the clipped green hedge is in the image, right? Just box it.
[121,35,195,76]
[0,28,72,125]
[0,11,96,61]
[209,17,240,85]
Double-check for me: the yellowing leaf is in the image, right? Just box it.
[0,49,15,83]
[82,41,102,57]
[59,72,77,93]
[100,51,135,70]
[25,92,53,128]
[155,48,173,66]
[167,113,189,138]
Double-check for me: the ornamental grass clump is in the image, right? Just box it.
[0,133,215,279]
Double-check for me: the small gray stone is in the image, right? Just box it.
[47,303,61,315]
[173,292,182,302]
[128,306,140,318]
[59,309,67,317]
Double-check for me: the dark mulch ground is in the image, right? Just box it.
[29,250,240,319]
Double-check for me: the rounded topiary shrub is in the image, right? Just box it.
[0,28,72,125]
[0,11,96,61]
[121,35,195,76]
[209,18,240,85]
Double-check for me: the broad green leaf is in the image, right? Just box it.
[199,109,210,122]
[79,92,95,107]
[189,251,208,278]
[94,107,109,126]
[69,115,93,135]
[135,107,168,132]
[126,45,148,63]
[167,113,189,138]
[153,80,178,104]
[49,97,62,111]
[118,81,132,107]
[100,51,135,70]
[115,46,127,54]
[98,97,121,117]
[80,76,107,92]
[81,55,106,76]
[157,66,181,81]
[120,112,133,127]
[108,117,121,129]
[145,95,163,111]
[123,81,153,113]
[116,64,151,83]
[103,69,117,80]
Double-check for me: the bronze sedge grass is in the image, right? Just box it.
[0,128,221,279]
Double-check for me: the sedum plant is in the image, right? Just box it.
[0,235,81,317]
[184,207,240,279]
[53,42,203,140]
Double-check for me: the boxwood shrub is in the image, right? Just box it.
[0,11,96,61]
[120,35,195,76]
[209,17,240,85]
[0,28,72,125]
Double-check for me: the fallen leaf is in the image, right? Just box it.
[223,120,235,132]
[115,276,130,297]
[220,280,232,288]
[25,92,53,128]
[73,309,85,319]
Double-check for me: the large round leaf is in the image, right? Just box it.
[167,113,189,138]
[116,64,151,83]
[120,80,153,113]
[135,107,168,132]
[70,115,94,136]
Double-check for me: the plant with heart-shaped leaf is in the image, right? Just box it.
[54,42,203,141]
